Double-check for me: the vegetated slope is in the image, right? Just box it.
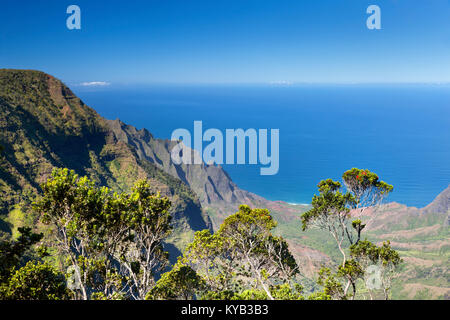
[363,186,449,299]
[274,186,450,299]
[105,118,269,230]
[0,69,210,252]
[0,69,334,280]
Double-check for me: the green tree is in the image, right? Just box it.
[342,168,393,244]
[33,168,172,300]
[0,227,43,284]
[146,263,204,300]
[2,261,69,300]
[350,240,401,299]
[301,179,356,266]
[0,227,66,300]
[116,180,172,300]
[33,168,113,299]
[182,205,299,300]
[202,283,304,300]
[315,267,345,300]
[301,168,398,299]
[337,259,364,300]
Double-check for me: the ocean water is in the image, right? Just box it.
[73,84,450,208]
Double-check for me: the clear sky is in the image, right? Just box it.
[1,0,449,84]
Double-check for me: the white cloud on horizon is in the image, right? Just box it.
[80,81,111,87]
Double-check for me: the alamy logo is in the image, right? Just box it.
[170,121,279,175]
[66,5,81,30]
[365,264,383,290]
[366,5,381,30]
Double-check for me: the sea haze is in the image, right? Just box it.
[73,84,450,208]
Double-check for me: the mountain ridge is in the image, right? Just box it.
[0,69,272,246]
[104,117,269,229]
[0,69,210,250]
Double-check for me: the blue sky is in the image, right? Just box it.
[1,0,449,84]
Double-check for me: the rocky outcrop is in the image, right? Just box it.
[105,118,268,229]
[420,185,450,227]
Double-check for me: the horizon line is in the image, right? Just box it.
[68,81,450,88]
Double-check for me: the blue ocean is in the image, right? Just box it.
[73,84,450,208]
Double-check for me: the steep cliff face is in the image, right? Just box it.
[105,118,268,229]
[0,69,210,250]
[421,185,450,227]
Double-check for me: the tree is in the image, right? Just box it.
[217,205,298,299]
[301,168,398,299]
[315,267,345,300]
[2,261,69,300]
[337,259,364,300]
[34,168,114,299]
[33,168,172,300]
[301,179,356,266]
[342,168,393,244]
[350,240,401,299]
[115,180,172,300]
[202,283,304,300]
[0,227,43,284]
[181,205,299,300]
[180,229,234,295]
[146,263,204,300]
[0,227,69,300]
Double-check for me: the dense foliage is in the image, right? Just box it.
[0,166,403,300]
[301,168,400,299]
[0,226,68,300]
[33,168,172,300]
[173,205,300,300]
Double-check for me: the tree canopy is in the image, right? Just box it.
[0,166,401,300]
[33,168,172,300]
[301,168,399,299]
